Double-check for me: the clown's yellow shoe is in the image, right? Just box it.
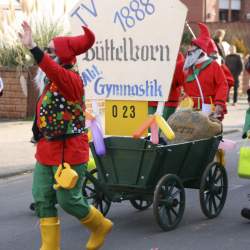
[40,217,60,250]
[81,206,113,250]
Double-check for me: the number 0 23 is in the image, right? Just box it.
[112,105,136,118]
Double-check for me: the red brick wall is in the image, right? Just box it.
[181,0,204,22]
[0,67,39,119]
[241,0,250,21]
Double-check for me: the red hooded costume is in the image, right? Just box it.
[166,23,228,118]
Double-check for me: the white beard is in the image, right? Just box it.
[195,53,210,65]
[183,48,203,70]
[34,68,46,95]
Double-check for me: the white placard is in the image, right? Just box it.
[69,0,187,101]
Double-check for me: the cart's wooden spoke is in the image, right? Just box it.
[214,172,223,183]
[168,184,175,195]
[211,195,218,212]
[87,194,96,199]
[205,191,210,204]
[171,189,181,198]
[85,186,95,193]
[212,166,219,180]
[167,209,174,225]
[214,193,222,202]
[170,207,178,217]
[208,195,213,213]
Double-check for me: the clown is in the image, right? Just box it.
[167,23,228,120]
[19,21,113,250]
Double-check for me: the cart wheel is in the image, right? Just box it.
[153,174,185,231]
[200,161,228,219]
[82,168,111,216]
[130,199,153,211]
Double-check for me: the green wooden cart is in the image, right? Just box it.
[83,135,228,231]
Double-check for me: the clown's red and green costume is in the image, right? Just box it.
[30,26,113,250]
[165,23,228,120]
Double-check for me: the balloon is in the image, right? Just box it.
[150,122,159,144]
[85,120,91,128]
[219,139,236,151]
[133,116,155,138]
[155,115,175,141]
[85,111,95,121]
[90,119,106,156]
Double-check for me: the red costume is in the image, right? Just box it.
[166,23,228,119]
[28,26,113,250]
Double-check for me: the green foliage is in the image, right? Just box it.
[232,38,249,56]
[181,31,192,46]
[0,2,68,69]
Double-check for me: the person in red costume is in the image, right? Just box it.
[19,21,113,250]
[166,23,228,120]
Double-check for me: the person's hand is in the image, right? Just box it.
[18,21,36,49]
[214,105,223,120]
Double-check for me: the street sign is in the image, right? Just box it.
[69,0,187,101]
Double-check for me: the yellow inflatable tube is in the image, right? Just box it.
[155,115,175,141]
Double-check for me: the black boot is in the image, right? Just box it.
[241,208,250,219]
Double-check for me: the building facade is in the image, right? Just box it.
[181,0,250,23]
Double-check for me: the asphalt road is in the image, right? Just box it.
[1,132,250,250]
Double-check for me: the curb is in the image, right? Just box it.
[0,165,34,179]
[223,129,241,135]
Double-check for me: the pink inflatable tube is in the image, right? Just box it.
[150,122,159,144]
[219,139,236,151]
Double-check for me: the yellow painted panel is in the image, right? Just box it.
[105,100,148,136]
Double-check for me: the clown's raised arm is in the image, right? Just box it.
[19,21,95,101]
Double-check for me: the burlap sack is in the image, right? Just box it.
[164,109,222,144]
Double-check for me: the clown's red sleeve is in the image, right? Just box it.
[38,53,83,101]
